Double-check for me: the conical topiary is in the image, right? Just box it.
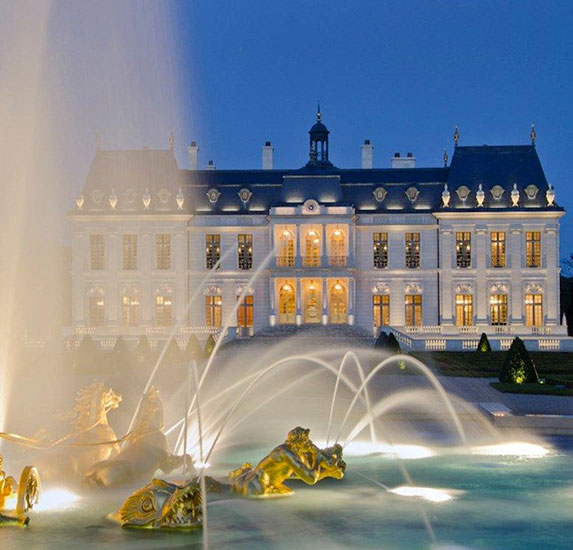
[477,332,491,353]
[374,330,389,349]
[499,337,539,384]
[163,338,183,364]
[387,332,401,354]
[184,334,202,361]
[134,335,153,364]
[203,335,216,357]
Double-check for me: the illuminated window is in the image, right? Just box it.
[455,294,473,326]
[122,294,139,327]
[278,229,295,267]
[456,232,471,268]
[238,234,253,270]
[156,295,173,326]
[278,282,296,324]
[304,229,321,267]
[90,234,105,270]
[373,294,390,327]
[205,295,222,327]
[329,228,346,265]
[526,231,541,267]
[237,295,254,328]
[490,294,507,325]
[490,232,506,268]
[373,232,388,268]
[156,234,171,270]
[122,234,137,270]
[405,233,420,269]
[525,294,543,326]
[89,295,105,326]
[405,295,422,326]
[206,234,221,270]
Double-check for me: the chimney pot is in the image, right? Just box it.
[207,160,216,170]
[391,152,416,168]
[262,141,274,170]
[361,139,373,169]
[394,152,400,158]
[187,141,199,170]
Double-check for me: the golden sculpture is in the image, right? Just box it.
[109,478,202,529]
[229,427,345,497]
[0,453,41,526]
[85,387,192,487]
[38,380,122,481]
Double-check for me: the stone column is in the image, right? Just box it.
[347,277,355,325]
[322,278,328,325]
[321,225,328,267]
[107,232,119,326]
[475,227,487,324]
[269,278,276,326]
[391,278,404,326]
[545,226,558,324]
[295,278,302,325]
[440,229,453,324]
[175,231,187,325]
[348,222,355,267]
[141,232,153,326]
[510,227,523,324]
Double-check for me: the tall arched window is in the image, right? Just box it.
[278,229,295,267]
[156,289,173,326]
[305,229,320,267]
[88,288,105,327]
[330,228,346,266]
[329,281,347,324]
[278,282,296,324]
[122,288,139,328]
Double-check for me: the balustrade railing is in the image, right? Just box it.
[328,255,348,267]
[275,256,295,267]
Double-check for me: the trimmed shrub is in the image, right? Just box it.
[387,333,401,354]
[477,332,492,353]
[134,335,153,364]
[374,331,389,349]
[204,335,216,357]
[499,337,539,384]
[112,336,132,370]
[163,339,183,364]
[73,334,100,371]
[184,334,202,361]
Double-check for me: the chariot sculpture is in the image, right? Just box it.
[0,453,40,526]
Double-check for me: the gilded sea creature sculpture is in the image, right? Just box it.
[109,478,202,529]
[229,427,345,497]
[0,453,41,526]
[85,387,193,487]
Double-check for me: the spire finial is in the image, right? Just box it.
[530,123,536,146]
[453,125,459,147]
[443,149,449,167]
[316,101,321,122]
[169,131,175,151]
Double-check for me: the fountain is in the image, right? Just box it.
[0,453,40,526]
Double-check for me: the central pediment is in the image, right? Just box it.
[279,175,343,205]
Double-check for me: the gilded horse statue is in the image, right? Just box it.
[85,386,192,487]
[229,427,345,497]
[39,380,122,481]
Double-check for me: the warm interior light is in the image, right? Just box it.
[282,284,292,292]
[334,283,343,291]
[308,229,317,237]
[333,229,342,237]
[282,230,291,237]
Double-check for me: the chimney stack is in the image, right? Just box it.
[391,152,416,169]
[361,139,373,169]
[187,141,199,170]
[262,140,274,170]
[206,160,216,170]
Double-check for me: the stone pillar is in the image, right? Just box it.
[545,226,558,324]
[348,223,355,267]
[269,278,276,326]
[107,232,119,326]
[440,229,453,324]
[347,277,355,325]
[510,227,523,324]
[321,225,328,267]
[175,231,187,325]
[322,278,328,325]
[475,227,487,324]
[391,278,404,326]
[141,233,153,326]
[295,278,302,325]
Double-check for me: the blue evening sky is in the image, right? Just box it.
[171,1,573,259]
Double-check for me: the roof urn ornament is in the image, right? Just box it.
[530,123,536,146]
[75,194,84,210]
[453,126,459,147]
[476,183,485,207]
[176,187,184,209]
[441,183,450,207]
[546,184,555,206]
[443,149,449,167]
[511,183,520,207]
[143,188,151,210]
[109,189,118,210]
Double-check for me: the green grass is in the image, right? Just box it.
[490,382,573,396]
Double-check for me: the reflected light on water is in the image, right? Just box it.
[389,486,455,503]
[335,441,436,459]
[36,489,81,512]
[471,441,550,458]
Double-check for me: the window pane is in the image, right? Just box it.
[90,234,105,270]
[373,232,388,268]
[455,294,473,326]
[526,232,541,268]
[238,234,253,270]
[156,234,171,269]
[456,232,471,268]
[490,232,506,268]
[373,294,390,327]
[206,234,221,270]
[122,234,137,270]
[405,233,420,269]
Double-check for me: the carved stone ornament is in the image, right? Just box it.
[157,188,171,204]
[238,188,253,203]
[203,285,222,296]
[455,283,473,294]
[109,189,118,210]
[490,282,508,293]
[405,186,419,203]
[372,282,390,294]
[490,185,504,200]
[510,183,520,207]
[142,188,152,209]
[405,282,423,294]
[525,184,539,200]
[546,184,555,206]
[476,183,485,207]
[441,183,450,207]
[176,187,184,209]
[456,185,471,201]
[373,187,387,202]
[91,188,104,205]
[207,188,221,204]
[75,194,84,210]
[235,285,254,296]
[524,282,543,294]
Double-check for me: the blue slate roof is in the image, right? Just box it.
[78,144,562,215]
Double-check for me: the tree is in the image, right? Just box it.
[184,334,202,361]
[163,338,183,364]
[203,335,216,357]
[499,337,539,384]
[477,332,491,353]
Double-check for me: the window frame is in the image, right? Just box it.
[373,232,388,269]
[238,234,253,270]
[156,234,171,270]
[206,234,221,270]
[456,231,472,269]
[405,232,420,269]
[490,231,506,268]
[373,294,390,327]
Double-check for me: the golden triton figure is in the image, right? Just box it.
[229,427,345,498]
